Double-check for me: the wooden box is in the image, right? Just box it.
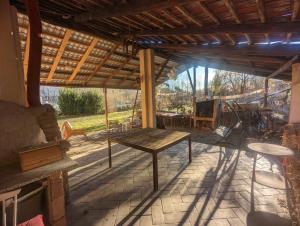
[19,143,63,171]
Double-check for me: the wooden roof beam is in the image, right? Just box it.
[46,29,72,83]
[196,1,235,44]
[74,0,199,22]
[255,0,269,43]
[223,0,251,44]
[129,22,300,36]
[67,38,98,83]
[149,43,300,57]
[287,0,300,42]
[85,44,120,84]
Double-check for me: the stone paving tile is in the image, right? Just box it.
[67,139,291,226]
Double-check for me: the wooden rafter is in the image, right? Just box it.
[267,55,298,79]
[85,44,120,84]
[46,29,72,83]
[74,0,198,22]
[175,5,219,42]
[196,1,235,45]
[102,56,133,86]
[223,0,251,44]
[156,59,170,81]
[129,22,300,36]
[67,38,98,82]
[23,26,30,81]
[287,0,300,42]
[255,0,269,43]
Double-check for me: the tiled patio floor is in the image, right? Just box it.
[66,135,291,226]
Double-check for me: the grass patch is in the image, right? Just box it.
[57,110,132,132]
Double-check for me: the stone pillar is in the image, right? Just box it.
[139,49,156,128]
[0,0,26,106]
[289,63,300,124]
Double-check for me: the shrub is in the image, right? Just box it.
[58,89,103,115]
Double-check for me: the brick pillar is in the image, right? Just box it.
[289,63,300,124]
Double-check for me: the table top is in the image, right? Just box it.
[247,142,294,156]
[0,157,77,193]
[110,128,190,153]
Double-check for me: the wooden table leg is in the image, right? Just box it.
[108,139,112,168]
[152,152,158,191]
[188,136,192,163]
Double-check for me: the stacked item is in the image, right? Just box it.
[282,123,300,226]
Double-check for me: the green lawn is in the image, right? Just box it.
[57,110,132,132]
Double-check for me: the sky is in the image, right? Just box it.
[165,66,216,91]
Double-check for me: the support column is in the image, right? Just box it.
[139,49,156,128]
[25,0,42,107]
[204,66,208,99]
[264,79,269,107]
[289,63,300,124]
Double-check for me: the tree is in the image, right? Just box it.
[210,70,264,96]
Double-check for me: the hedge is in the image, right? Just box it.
[58,89,104,115]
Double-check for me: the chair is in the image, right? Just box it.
[0,189,21,226]
[213,102,245,148]
[61,121,87,140]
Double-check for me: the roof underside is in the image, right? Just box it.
[12,0,300,85]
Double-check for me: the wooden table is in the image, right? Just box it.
[108,128,192,191]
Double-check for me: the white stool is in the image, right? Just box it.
[0,189,21,226]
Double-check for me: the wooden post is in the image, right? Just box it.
[192,66,197,116]
[131,89,139,124]
[139,49,156,128]
[104,88,111,167]
[24,0,42,107]
[204,66,208,99]
[289,63,300,124]
[264,79,269,107]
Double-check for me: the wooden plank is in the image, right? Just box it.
[67,38,98,82]
[74,0,198,22]
[24,0,42,107]
[85,44,120,84]
[46,29,72,83]
[130,21,300,36]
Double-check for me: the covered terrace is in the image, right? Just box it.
[0,0,300,226]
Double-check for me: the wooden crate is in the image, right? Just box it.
[19,143,63,171]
